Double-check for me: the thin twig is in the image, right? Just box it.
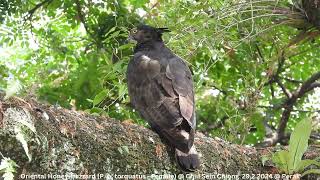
[215,13,286,36]
[24,0,53,22]
[276,79,292,98]
[75,0,96,42]
[255,43,265,62]
[258,105,320,113]
[281,77,303,84]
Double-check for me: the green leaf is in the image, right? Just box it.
[301,169,320,177]
[287,0,294,5]
[117,146,129,155]
[118,84,127,99]
[14,127,32,162]
[86,99,93,103]
[90,113,100,116]
[0,157,18,180]
[93,90,108,106]
[261,155,270,166]
[118,43,134,50]
[117,146,123,154]
[297,159,320,172]
[130,0,149,8]
[122,146,129,154]
[2,172,14,180]
[89,107,105,114]
[4,79,22,100]
[272,150,290,174]
[16,109,36,133]
[104,26,116,38]
[288,118,312,173]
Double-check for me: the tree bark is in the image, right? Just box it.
[0,95,318,179]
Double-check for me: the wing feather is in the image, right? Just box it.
[167,58,195,126]
[161,76,176,97]
[179,94,194,122]
[127,54,196,152]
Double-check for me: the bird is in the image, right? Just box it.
[126,24,200,171]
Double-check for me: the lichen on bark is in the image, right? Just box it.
[0,96,318,178]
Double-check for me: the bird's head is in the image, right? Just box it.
[128,24,170,43]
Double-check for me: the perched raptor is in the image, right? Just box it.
[126,25,200,171]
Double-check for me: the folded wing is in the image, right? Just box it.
[127,54,195,153]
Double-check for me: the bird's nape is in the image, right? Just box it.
[136,24,170,34]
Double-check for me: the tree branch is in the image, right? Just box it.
[306,82,320,92]
[255,43,265,62]
[75,0,96,41]
[1,96,319,177]
[280,77,303,84]
[257,105,320,113]
[297,72,320,97]
[264,50,286,86]
[277,71,320,141]
[261,42,320,145]
[0,96,275,175]
[270,84,275,98]
[24,0,53,21]
[275,79,292,98]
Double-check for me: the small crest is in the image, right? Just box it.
[157,28,171,33]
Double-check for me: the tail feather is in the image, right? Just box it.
[175,146,200,172]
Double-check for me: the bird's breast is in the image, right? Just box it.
[135,54,161,79]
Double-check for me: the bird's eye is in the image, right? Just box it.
[132,29,138,33]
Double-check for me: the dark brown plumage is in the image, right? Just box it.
[126,24,200,171]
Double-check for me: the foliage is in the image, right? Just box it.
[0,0,319,145]
[1,107,38,162]
[14,125,35,162]
[4,79,22,100]
[272,118,320,176]
[0,156,18,180]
